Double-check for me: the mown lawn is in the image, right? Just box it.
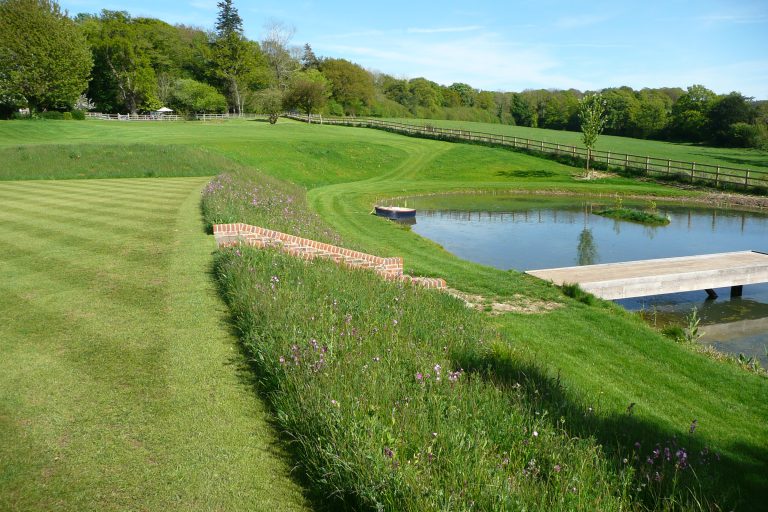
[0,177,309,511]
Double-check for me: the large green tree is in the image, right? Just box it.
[0,0,91,114]
[669,84,716,141]
[210,0,269,114]
[320,58,374,115]
[283,69,329,121]
[708,92,756,145]
[80,11,160,114]
[168,78,227,114]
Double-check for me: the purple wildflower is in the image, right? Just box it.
[415,372,423,381]
[553,464,562,473]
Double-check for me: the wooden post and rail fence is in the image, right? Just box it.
[85,112,269,122]
[284,113,768,192]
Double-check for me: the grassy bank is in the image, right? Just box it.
[0,177,309,511]
[204,168,748,510]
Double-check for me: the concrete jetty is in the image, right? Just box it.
[526,251,768,300]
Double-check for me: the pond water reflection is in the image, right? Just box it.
[407,194,768,365]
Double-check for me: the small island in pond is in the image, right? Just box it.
[594,207,670,226]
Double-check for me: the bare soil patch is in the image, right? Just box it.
[447,288,561,315]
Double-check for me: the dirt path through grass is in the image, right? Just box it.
[0,178,309,511]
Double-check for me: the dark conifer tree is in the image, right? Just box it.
[215,0,242,37]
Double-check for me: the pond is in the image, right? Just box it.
[405,194,768,366]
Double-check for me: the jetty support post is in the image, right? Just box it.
[730,285,743,298]
[705,289,718,300]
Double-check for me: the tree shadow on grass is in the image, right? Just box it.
[495,169,557,178]
[452,348,768,511]
[688,151,768,170]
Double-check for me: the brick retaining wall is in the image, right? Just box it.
[213,223,446,289]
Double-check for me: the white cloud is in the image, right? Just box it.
[554,14,610,29]
[697,13,768,25]
[323,29,393,40]
[189,1,215,10]
[406,25,482,34]
[319,32,591,91]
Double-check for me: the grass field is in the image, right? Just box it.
[0,177,309,511]
[383,117,768,173]
[2,118,767,510]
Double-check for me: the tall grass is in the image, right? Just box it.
[207,171,731,510]
[215,246,633,510]
[0,144,244,180]
[200,171,341,244]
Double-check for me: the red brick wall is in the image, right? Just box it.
[213,223,446,289]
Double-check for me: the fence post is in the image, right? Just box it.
[625,154,629,171]
[715,166,720,187]
[645,157,650,173]
[745,170,750,189]
[607,151,611,167]
[667,159,671,175]
[691,162,695,183]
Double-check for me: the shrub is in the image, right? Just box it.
[39,111,64,120]
[62,112,73,120]
[70,109,85,120]
[726,122,764,148]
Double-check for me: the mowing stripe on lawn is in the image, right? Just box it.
[0,177,310,511]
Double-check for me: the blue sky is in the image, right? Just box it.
[60,0,768,99]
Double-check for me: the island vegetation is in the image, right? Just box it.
[594,199,671,226]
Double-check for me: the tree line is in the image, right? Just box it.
[1,0,766,148]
